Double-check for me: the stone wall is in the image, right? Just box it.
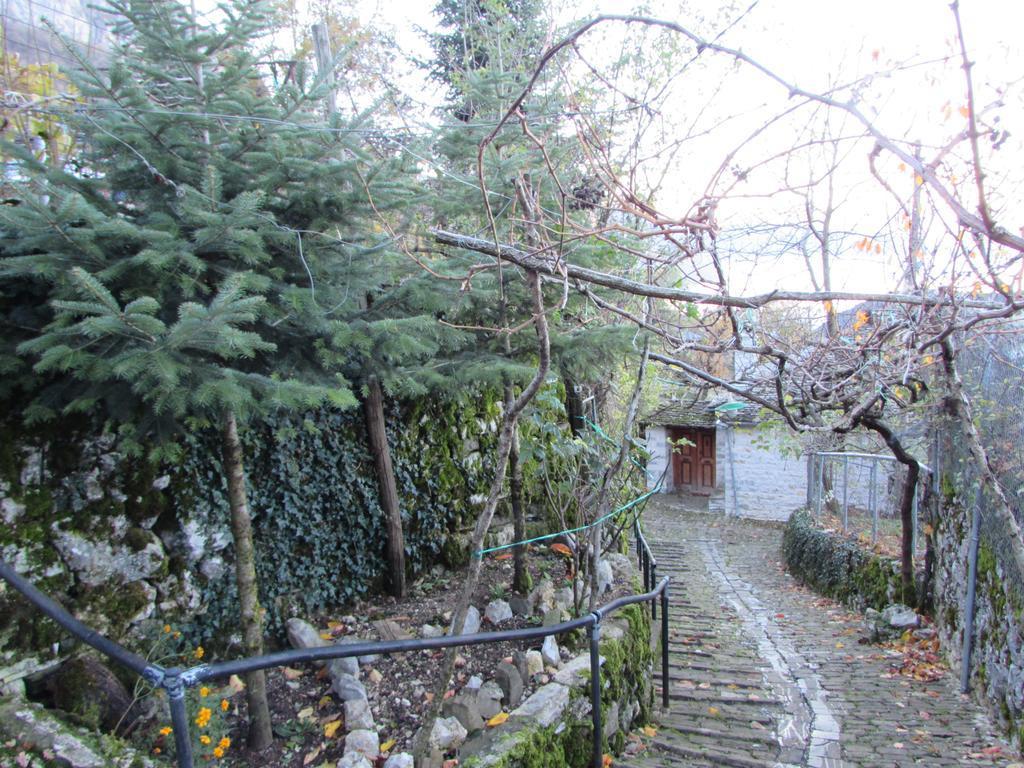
[932,492,1024,747]
[643,426,669,491]
[715,425,807,521]
[459,600,654,767]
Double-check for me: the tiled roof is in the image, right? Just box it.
[642,399,717,427]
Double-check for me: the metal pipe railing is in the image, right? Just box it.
[0,556,670,768]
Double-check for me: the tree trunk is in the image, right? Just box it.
[564,374,585,437]
[861,417,918,604]
[220,410,273,751]
[508,400,529,594]
[412,271,550,766]
[364,374,406,598]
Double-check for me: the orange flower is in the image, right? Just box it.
[194,646,205,660]
[195,707,212,728]
[200,735,211,746]
[220,699,230,712]
[159,726,173,736]
[163,625,171,634]
[218,737,231,749]
[213,747,225,759]
[200,686,210,697]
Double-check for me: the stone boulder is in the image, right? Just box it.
[484,599,513,625]
[511,682,570,728]
[44,656,141,735]
[287,618,326,652]
[344,729,379,759]
[429,716,468,751]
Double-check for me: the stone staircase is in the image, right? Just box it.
[615,539,790,768]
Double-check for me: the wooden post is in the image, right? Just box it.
[364,374,406,598]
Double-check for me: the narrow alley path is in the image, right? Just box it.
[617,496,1015,768]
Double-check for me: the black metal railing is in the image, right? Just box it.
[0,556,670,768]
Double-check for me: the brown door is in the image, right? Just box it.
[669,427,716,494]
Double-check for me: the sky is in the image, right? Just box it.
[342,0,1022,300]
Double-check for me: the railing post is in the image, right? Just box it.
[165,670,194,768]
[650,563,658,620]
[589,619,603,768]
[661,580,670,710]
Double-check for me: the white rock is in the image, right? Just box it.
[331,672,367,702]
[511,683,570,727]
[466,675,483,691]
[604,552,635,582]
[345,698,375,731]
[336,753,372,768]
[451,605,481,636]
[383,754,414,768]
[430,715,468,751]
[596,559,614,595]
[541,635,560,667]
[421,623,444,638]
[525,650,544,677]
[344,729,379,759]
[553,653,604,687]
[286,618,326,651]
[485,599,514,625]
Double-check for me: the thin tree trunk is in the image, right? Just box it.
[413,271,550,765]
[861,416,918,604]
[508,394,529,594]
[364,374,406,598]
[564,374,585,437]
[221,410,273,751]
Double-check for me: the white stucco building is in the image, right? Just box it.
[642,397,809,522]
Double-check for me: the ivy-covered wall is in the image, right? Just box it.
[782,509,910,611]
[0,388,557,653]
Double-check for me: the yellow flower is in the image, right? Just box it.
[195,707,212,728]
[218,737,231,749]
[159,726,173,736]
[153,747,161,755]
[194,646,205,660]
[173,631,181,639]
[200,735,211,745]
[220,699,229,712]
[200,687,210,697]
[213,747,224,759]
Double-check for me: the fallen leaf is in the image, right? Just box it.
[708,706,720,717]
[487,712,509,727]
[442,760,459,768]
[302,746,323,765]
[495,553,513,561]
[551,543,573,557]
[297,707,315,721]
[317,695,332,709]
[641,726,657,737]
[602,755,613,767]
[319,632,333,641]
[282,667,304,680]
[323,719,342,739]
[380,738,396,752]
[228,675,246,694]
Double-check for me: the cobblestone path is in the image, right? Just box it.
[616,497,1016,768]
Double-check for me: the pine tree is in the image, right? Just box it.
[426,0,637,592]
[0,0,418,748]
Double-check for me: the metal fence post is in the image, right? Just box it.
[661,581,670,710]
[961,484,983,693]
[816,454,825,518]
[165,670,194,768]
[842,455,849,531]
[911,477,919,557]
[589,619,603,768]
[870,459,878,544]
[650,563,658,620]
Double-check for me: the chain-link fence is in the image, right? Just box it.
[808,451,928,559]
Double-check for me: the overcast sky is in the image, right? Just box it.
[346,0,1023,298]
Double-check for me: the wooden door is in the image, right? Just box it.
[670,427,716,494]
